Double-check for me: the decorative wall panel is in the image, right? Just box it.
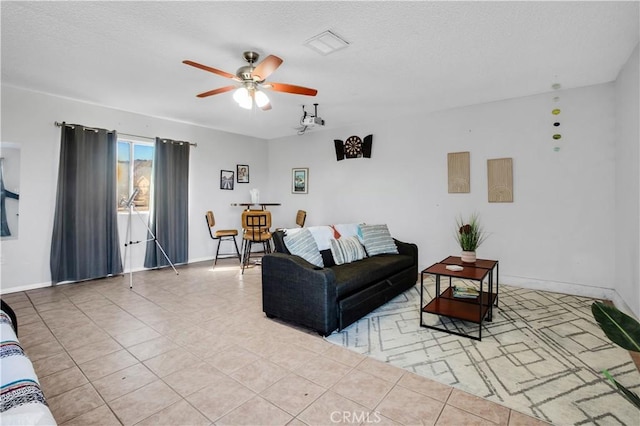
[487,157,513,202]
[447,152,470,193]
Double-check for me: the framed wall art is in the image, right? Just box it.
[237,164,249,183]
[292,168,309,194]
[220,170,234,190]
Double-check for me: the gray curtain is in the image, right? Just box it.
[144,138,190,268]
[50,123,123,284]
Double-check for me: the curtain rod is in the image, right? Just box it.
[54,121,197,147]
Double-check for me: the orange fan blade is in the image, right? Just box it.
[183,60,239,81]
[196,85,236,98]
[252,55,283,81]
[267,82,317,96]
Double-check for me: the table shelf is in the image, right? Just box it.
[422,287,496,323]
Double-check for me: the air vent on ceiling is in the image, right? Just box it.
[304,30,349,56]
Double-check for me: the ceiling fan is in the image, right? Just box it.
[183,51,318,111]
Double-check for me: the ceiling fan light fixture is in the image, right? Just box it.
[254,90,269,108]
[233,87,252,109]
[184,52,317,111]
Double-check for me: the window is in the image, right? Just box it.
[117,139,154,211]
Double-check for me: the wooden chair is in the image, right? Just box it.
[296,210,307,227]
[241,210,272,274]
[205,211,241,266]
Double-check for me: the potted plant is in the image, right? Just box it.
[591,301,640,409]
[455,213,487,263]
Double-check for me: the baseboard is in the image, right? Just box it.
[0,265,168,295]
[504,274,615,299]
[608,291,637,318]
[0,257,228,295]
[502,274,637,317]
[0,281,53,294]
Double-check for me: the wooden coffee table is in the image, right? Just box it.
[419,257,499,341]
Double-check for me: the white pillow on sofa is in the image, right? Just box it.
[359,224,399,256]
[306,226,334,251]
[329,236,367,265]
[283,228,324,267]
[333,223,363,243]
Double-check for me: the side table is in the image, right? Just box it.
[440,256,499,307]
[420,259,498,341]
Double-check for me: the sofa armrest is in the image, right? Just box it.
[262,253,339,336]
[1,299,18,335]
[0,301,57,426]
[394,239,418,266]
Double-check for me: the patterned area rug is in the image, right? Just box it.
[325,278,640,425]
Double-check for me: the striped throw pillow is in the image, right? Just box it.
[329,236,367,265]
[283,228,324,267]
[359,224,399,256]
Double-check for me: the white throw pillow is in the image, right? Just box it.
[329,236,367,265]
[306,225,334,251]
[359,224,399,256]
[333,223,363,243]
[283,228,324,267]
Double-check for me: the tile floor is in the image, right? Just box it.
[3,259,550,425]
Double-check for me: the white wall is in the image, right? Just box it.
[1,79,633,314]
[0,85,266,293]
[614,43,640,318]
[268,83,618,301]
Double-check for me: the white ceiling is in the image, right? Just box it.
[2,1,638,140]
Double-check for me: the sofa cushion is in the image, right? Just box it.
[360,224,399,256]
[284,228,324,268]
[280,228,336,266]
[330,236,367,265]
[333,254,414,298]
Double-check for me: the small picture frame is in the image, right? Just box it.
[220,170,234,190]
[292,168,309,194]
[236,164,249,183]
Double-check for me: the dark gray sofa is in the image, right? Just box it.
[262,230,418,336]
